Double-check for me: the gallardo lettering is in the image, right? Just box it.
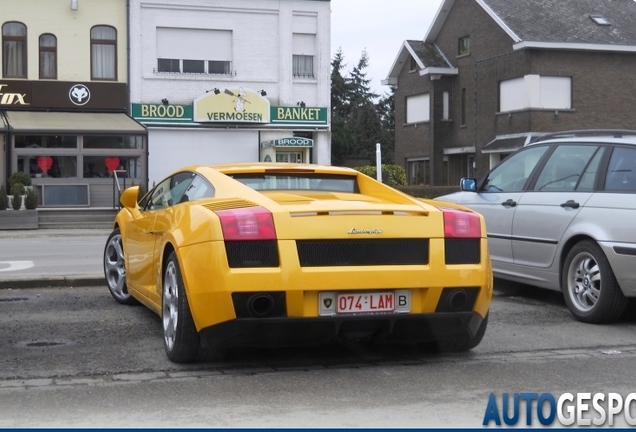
[0,84,28,105]
[207,112,263,121]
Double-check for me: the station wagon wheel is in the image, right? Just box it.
[562,240,626,324]
[103,228,137,305]
[162,251,199,363]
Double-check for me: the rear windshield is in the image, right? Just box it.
[230,173,358,193]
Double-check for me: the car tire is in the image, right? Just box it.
[562,240,627,324]
[162,251,200,363]
[103,228,138,305]
[436,313,489,352]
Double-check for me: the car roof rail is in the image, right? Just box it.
[530,129,636,143]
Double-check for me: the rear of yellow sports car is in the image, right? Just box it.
[169,166,492,352]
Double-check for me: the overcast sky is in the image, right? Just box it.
[331,0,444,97]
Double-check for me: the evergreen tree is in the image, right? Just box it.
[330,49,395,165]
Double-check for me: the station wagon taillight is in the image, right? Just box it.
[441,208,481,238]
[216,206,277,240]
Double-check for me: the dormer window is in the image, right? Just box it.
[458,36,470,56]
[589,14,610,25]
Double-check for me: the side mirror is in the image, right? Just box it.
[120,186,140,209]
[460,177,477,192]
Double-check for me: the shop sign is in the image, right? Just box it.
[260,137,314,148]
[270,106,327,125]
[0,80,127,110]
[131,103,193,123]
[0,84,28,106]
[193,88,270,123]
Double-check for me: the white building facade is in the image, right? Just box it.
[128,0,332,186]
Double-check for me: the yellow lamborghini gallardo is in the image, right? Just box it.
[103,163,492,363]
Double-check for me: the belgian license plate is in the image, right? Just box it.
[337,292,394,313]
[319,290,411,316]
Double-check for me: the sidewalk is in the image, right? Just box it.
[0,228,111,289]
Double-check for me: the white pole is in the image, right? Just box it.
[376,143,382,182]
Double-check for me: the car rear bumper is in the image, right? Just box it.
[199,311,485,349]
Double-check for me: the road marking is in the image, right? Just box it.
[0,261,35,272]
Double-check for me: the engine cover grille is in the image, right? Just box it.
[445,239,480,264]
[296,239,429,267]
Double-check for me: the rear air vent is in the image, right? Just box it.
[202,199,258,212]
[296,239,429,267]
[445,239,480,264]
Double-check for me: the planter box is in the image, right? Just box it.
[0,209,39,230]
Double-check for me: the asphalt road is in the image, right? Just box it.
[0,229,109,286]
[1,281,635,428]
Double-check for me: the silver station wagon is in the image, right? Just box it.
[438,130,636,323]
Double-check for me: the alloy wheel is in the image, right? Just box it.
[566,251,601,312]
[104,232,128,301]
[163,261,179,352]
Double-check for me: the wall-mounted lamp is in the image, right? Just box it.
[213,88,220,95]
[70,0,78,11]
[161,98,169,105]
[259,89,267,96]
[297,101,306,107]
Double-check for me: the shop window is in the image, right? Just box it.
[183,59,205,74]
[18,156,77,178]
[156,28,232,75]
[499,75,571,112]
[83,135,143,149]
[408,159,429,185]
[461,88,466,126]
[83,155,141,178]
[157,58,180,73]
[406,93,430,124]
[208,60,231,75]
[443,91,450,120]
[91,25,116,80]
[14,135,77,149]
[39,33,57,79]
[458,36,470,56]
[2,22,27,78]
[292,55,314,78]
[276,152,303,163]
[292,33,315,78]
[409,56,417,72]
[157,58,231,75]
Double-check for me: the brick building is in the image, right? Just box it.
[383,0,636,186]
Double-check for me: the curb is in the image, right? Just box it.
[0,274,105,289]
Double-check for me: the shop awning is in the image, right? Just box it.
[4,111,147,134]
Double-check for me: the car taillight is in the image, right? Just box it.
[216,207,277,241]
[441,208,481,238]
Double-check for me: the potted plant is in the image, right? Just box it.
[24,187,38,210]
[0,175,38,230]
[10,183,23,210]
